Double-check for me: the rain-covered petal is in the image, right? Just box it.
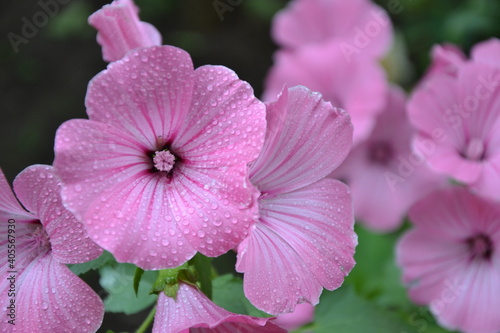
[153,283,285,333]
[88,0,162,62]
[0,169,36,224]
[251,86,353,195]
[237,179,356,315]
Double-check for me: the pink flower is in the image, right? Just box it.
[332,87,444,232]
[408,40,500,201]
[274,303,314,331]
[237,86,357,315]
[272,0,393,59]
[54,45,266,270]
[263,42,387,145]
[0,166,104,332]
[397,187,500,333]
[89,0,162,62]
[152,283,286,333]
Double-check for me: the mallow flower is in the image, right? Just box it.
[237,86,357,315]
[152,283,286,333]
[263,41,387,145]
[54,45,266,270]
[88,0,162,62]
[0,166,104,332]
[408,39,500,201]
[397,187,500,333]
[332,87,444,232]
[272,0,393,60]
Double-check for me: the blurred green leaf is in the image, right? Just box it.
[99,264,158,315]
[212,274,271,318]
[68,251,115,276]
[190,252,213,299]
[133,267,145,297]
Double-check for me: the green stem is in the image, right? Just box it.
[135,305,156,333]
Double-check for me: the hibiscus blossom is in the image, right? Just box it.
[397,187,500,333]
[272,0,393,60]
[332,86,444,232]
[153,283,286,333]
[236,86,357,315]
[408,39,500,200]
[263,41,387,145]
[0,166,103,332]
[54,45,266,270]
[88,0,162,62]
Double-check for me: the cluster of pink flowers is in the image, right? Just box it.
[2,0,499,332]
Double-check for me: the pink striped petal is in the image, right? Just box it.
[153,283,285,333]
[0,169,35,224]
[1,254,103,332]
[237,179,356,315]
[85,46,194,148]
[251,86,353,195]
[13,165,102,264]
[88,0,162,62]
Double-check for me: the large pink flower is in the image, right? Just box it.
[263,41,387,145]
[0,166,103,332]
[397,187,500,333]
[152,283,286,333]
[89,0,162,62]
[272,0,393,59]
[408,41,500,201]
[54,45,266,270]
[332,86,444,232]
[236,86,357,315]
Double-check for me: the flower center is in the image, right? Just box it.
[466,233,493,261]
[31,226,51,254]
[153,150,176,172]
[368,141,394,165]
[463,137,485,161]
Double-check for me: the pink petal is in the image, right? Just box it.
[236,179,356,315]
[171,165,258,258]
[471,38,500,67]
[88,0,162,62]
[85,46,195,148]
[1,254,103,332]
[264,43,387,144]
[153,283,285,333]
[173,65,266,168]
[274,303,314,330]
[0,169,36,223]
[272,0,392,58]
[422,43,466,81]
[13,165,102,264]
[251,86,353,195]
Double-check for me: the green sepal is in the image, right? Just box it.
[150,263,188,295]
[133,267,145,297]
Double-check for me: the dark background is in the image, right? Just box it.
[1,0,499,332]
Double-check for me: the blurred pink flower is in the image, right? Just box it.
[54,46,266,270]
[264,42,388,145]
[272,0,393,60]
[274,303,314,331]
[89,0,162,62]
[0,166,103,332]
[237,86,356,315]
[152,283,286,333]
[332,86,444,232]
[408,40,500,201]
[397,187,500,333]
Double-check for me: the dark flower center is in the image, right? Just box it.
[466,233,493,261]
[368,141,394,165]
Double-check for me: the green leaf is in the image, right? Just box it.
[133,267,145,297]
[212,274,271,318]
[313,285,418,333]
[68,251,115,276]
[189,253,213,299]
[99,264,158,315]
